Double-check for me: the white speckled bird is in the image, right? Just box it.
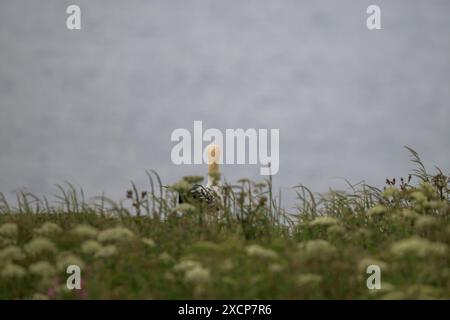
[179,144,222,209]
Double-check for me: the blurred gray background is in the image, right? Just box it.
[1,0,449,209]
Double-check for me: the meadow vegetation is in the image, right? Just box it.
[0,147,449,299]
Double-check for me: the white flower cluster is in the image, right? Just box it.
[34,222,62,236]
[300,240,338,259]
[174,259,211,284]
[97,227,135,243]
[70,224,99,239]
[0,223,18,238]
[24,237,57,256]
[389,237,447,258]
[245,244,278,260]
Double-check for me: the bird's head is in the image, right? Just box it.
[206,143,220,185]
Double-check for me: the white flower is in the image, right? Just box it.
[29,261,56,278]
[81,240,102,255]
[184,266,211,284]
[245,244,278,260]
[0,223,18,238]
[357,257,388,273]
[301,240,337,258]
[382,187,399,199]
[70,224,98,238]
[1,263,27,279]
[414,216,438,231]
[142,238,156,248]
[390,237,447,258]
[296,274,322,287]
[309,216,339,227]
[56,252,85,271]
[34,222,62,236]
[97,227,134,243]
[171,180,192,193]
[410,191,428,204]
[327,225,345,236]
[174,260,201,272]
[0,237,16,247]
[24,237,57,256]
[94,245,117,258]
[367,205,387,217]
[0,245,25,262]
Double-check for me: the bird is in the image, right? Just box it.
[178,143,223,210]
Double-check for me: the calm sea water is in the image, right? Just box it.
[1,0,449,210]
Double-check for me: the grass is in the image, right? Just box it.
[0,147,449,299]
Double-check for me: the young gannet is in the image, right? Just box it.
[179,144,222,209]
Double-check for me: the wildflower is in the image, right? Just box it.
[170,180,192,193]
[367,205,387,217]
[414,216,438,231]
[94,245,117,258]
[1,263,27,279]
[174,260,201,272]
[399,209,419,220]
[184,265,211,284]
[390,237,447,258]
[327,225,345,236]
[70,224,99,239]
[0,237,16,247]
[56,252,85,271]
[309,216,339,227]
[245,244,278,260]
[24,237,57,256]
[183,176,204,184]
[29,261,56,278]
[142,238,156,248]
[34,222,62,236]
[301,240,337,258]
[426,200,444,210]
[419,182,439,199]
[0,223,18,238]
[80,240,102,255]
[382,187,399,199]
[296,274,322,287]
[0,245,25,262]
[357,257,388,273]
[410,191,427,204]
[97,227,135,243]
[173,203,197,215]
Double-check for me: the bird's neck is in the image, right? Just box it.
[207,162,220,188]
